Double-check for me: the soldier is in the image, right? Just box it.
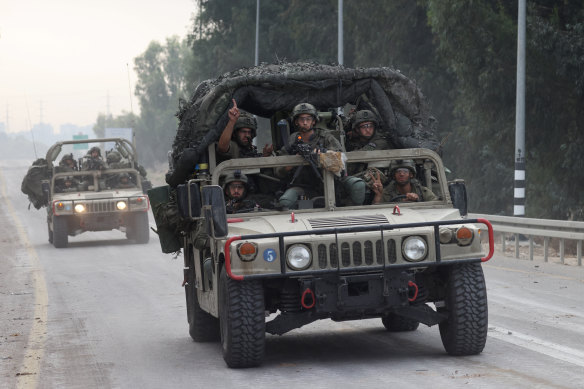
[59,153,78,171]
[217,99,273,162]
[223,171,273,214]
[115,173,136,189]
[277,103,365,208]
[106,149,148,178]
[82,146,107,171]
[370,160,437,204]
[55,176,79,193]
[346,110,390,153]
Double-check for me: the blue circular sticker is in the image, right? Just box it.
[263,249,277,262]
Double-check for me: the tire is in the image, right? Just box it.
[184,249,220,342]
[382,314,420,332]
[219,269,265,368]
[52,216,68,248]
[47,221,53,243]
[127,212,150,243]
[438,263,488,356]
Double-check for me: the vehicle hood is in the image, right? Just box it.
[52,189,144,202]
[226,207,463,236]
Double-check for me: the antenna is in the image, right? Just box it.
[25,95,38,158]
[126,63,134,114]
[126,63,137,158]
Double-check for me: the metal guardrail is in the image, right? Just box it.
[469,213,584,266]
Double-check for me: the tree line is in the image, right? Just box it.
[97,0,584,220]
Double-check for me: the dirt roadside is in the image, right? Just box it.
[0,192,37,385]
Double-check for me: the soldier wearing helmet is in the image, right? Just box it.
[223,171,273,213]
[116,173,136,189]
[55,175,79,193]
[59,153,78,171]
[346,110,390,152]
[82,146,107,171]
[275,102,347,209]
[370,160,437,204]
[217,99,273,161]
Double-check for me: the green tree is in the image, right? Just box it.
[133,36,193,165]
[183,0,584,220]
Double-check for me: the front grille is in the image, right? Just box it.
[82,199,118,213]
[308,214,389,228]
[317,239,397,269]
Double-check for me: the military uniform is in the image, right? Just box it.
[216,141,260,162]
[277,129,366,207]
[226,193,274,214]
[381,180,438,202]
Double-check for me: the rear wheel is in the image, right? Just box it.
[127,212,149,243]
[219,269,265,368]
[52,216,68,248]
[438,263,488,355]
[382,313,420,332]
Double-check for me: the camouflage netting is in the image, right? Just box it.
[21,158,50,209]
[166,62,440,187]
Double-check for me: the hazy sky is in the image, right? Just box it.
[0,0,195,134]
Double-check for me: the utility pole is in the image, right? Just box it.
[255,0,260,66]
[514,0,526,216]
[338,0,343,66]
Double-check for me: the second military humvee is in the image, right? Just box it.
[150,63,494,368]
[44,138,151,248]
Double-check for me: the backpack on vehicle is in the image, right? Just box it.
[21,158,50,209]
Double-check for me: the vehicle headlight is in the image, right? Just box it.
[286,244,312,270]
[74,203,86,213]
[54,200,73,215]
[116,201,127,210]
[402,236,428,262]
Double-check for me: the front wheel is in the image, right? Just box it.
[47,220,53,243]
[52,216,68,248]
[127,212,150,244]
[219,269,265,368]
[438,263,488,356]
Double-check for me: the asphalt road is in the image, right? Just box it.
[2,160,584,389]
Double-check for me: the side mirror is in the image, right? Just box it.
[202,185,227,238]
[177,181,201,219]
[141,179,152,194]
[41,180,50,205]
[448,179,468,216]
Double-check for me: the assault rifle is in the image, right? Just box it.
[287,135,323,184]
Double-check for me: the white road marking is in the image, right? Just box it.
[0,168,48,389]
[489,325,584,367]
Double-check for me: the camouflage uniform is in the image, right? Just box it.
[217,141,260,161]
[381,180,438,202]
[277,129,366,207]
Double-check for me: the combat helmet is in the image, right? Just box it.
[291,103,318,122]
[390,159,416,175]
[233,112,258,138]
[222,170,249,197]
[107,150,122,163]
[88,146,102,157]
[352,110,379,133]
[59,153,77,167]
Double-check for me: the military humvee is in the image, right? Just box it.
[42,138,151,248]
[150,63,494,368]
